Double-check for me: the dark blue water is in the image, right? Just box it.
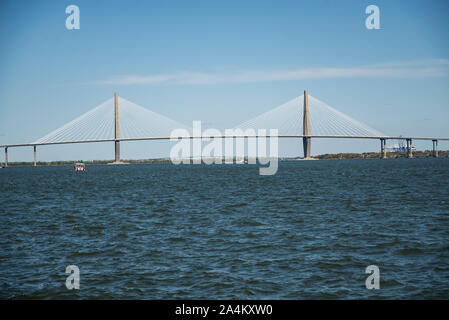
[1,159,448,299]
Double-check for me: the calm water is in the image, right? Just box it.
[1,159,448,299]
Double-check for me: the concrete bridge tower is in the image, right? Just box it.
[303,90,311,159]
[113,92,121,164]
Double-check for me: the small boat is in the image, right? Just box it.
[74,163,86,172]
[235,158,249,164]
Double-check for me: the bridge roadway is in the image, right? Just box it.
[1,134,449,148]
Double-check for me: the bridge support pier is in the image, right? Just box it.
[4,147,7,167]
[432,140,439,158]
[380,138,387,159]
[303,137,311,159]
[406,139,413,158]
[115,140,120,163]
[33,145,37,166]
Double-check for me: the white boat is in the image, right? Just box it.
[74,163,86,171]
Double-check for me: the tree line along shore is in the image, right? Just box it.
[313,150,448,160]
[1,150,448,166]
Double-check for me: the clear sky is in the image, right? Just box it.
[1,0,449,161]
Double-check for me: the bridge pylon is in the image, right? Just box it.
[110,92,125,165]
[302,90,312,159]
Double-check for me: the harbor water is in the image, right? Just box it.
[1,159,448,299]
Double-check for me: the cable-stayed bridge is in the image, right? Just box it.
[1,90,447,166]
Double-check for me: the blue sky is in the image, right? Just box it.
[1,0,449,161]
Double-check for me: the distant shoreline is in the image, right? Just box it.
[2,150,448,167]
[312,150,449,160]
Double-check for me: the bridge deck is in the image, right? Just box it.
[1,135,449,149]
